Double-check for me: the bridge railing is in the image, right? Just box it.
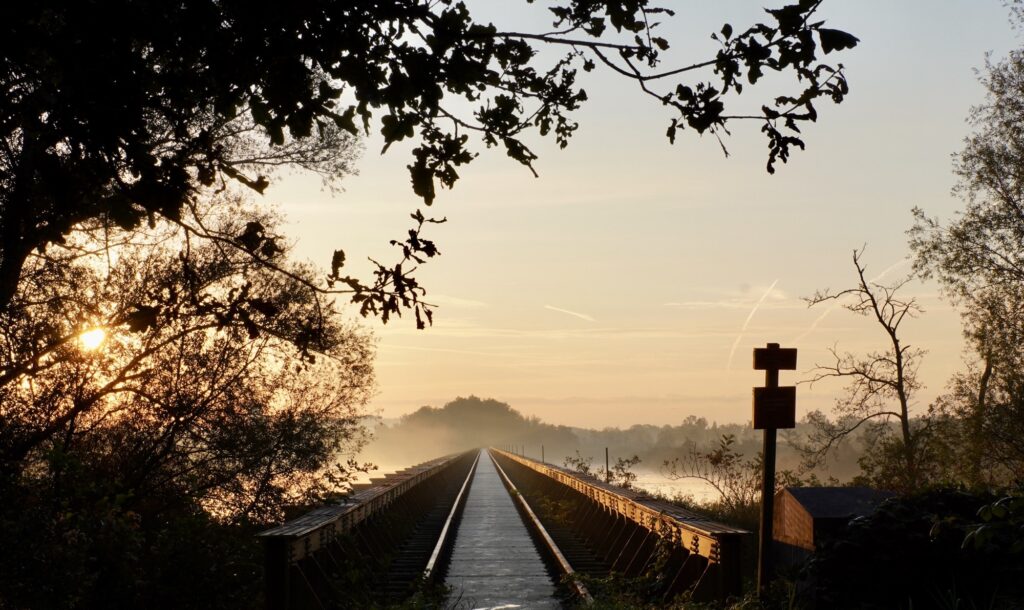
[257,451,475,609]
[491,448,749,600]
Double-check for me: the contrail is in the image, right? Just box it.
[870,257,911,283]
[791,307,834,345]
[544,305,595,322]
[791,257,910,344]
[726,279,779,370]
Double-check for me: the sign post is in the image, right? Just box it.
[752,342,797,596]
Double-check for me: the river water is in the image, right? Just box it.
[632,471,721,504]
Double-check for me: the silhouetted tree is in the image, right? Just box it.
[589,454,642,488]
[0,197,374,608]
[0,197,374,485]
[1,0,857,323]
[802,250,935,491]
[608,455,642,489]
[910,28,1024,486]
[663,434,760,514]
[564,450,595,477]
[366,396,580,464]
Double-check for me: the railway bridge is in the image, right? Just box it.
[259,448,747,608]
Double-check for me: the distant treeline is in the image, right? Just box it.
[360,395,868,482]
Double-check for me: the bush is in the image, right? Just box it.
[801,488,1024,609]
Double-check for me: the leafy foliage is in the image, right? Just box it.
[963,493,1024,555]
[606,454,642,489]
[0,0,857,324]
[0,198,375,608]
[564,449,595,477]
[909,18,1024,489]
[663,434,761,518]
[802,489,1024,609]
[566,450,641,488]
[662,433,817,530]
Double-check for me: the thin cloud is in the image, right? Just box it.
[544,305,596,322]
[381,322,745,341]
[429,294,487,308]
[663,285,792,310]
[726,279,779,370]
[665,300,756,310]
[663,299,799,311]
[383,344,505,357]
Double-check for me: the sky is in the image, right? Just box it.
[267,1,1020,429]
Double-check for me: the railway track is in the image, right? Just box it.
[364,448,596,607]
[260,448,744,608]
[490,450,594,604]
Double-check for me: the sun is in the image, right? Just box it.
[79,328,107,351]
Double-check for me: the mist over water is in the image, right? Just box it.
[352,396,864,499]
[352,459,721,504]
[348,396,838,506]
[633,471,720,503]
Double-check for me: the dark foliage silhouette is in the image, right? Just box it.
[0,0,857,325]
[910,22,1024,487]
[801,249,931,492]
[0,198,375,608]
[802,490,1024,609]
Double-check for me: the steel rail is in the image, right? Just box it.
[489,449,594,604]
[423,450,480,580]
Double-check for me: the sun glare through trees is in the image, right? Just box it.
[78,328,106,352]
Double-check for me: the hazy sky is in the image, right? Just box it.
[268,1,1018,428]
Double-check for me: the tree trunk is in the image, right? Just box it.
[971,351,994,486]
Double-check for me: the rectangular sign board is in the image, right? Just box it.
[752,386,796,429]
[753,347,797,371]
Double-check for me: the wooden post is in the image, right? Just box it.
[605,447,610,484]
[264,537,290,610]
[752,342,797,597]
[759,378,778,597]
[542,445,545,464]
